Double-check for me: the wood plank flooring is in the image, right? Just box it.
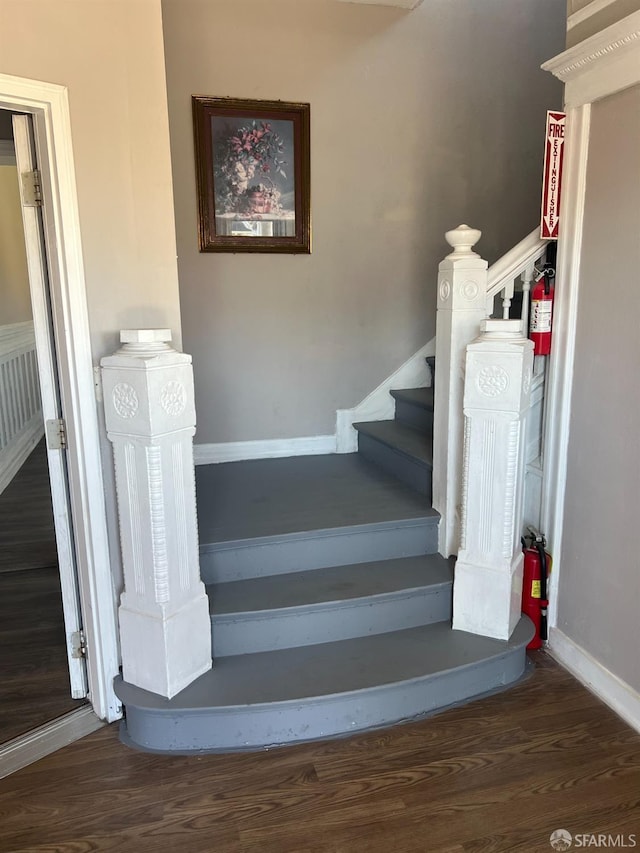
[0,441,57,573]
[0,442,85,743]
[1,652,638,852]
[0,566,84,743]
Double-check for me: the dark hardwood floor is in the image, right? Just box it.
[0,441,57,573]
[0,652,638,852]
[0,442,85,744]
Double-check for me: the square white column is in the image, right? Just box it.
[101,330,212,698]
[452,320,534,640]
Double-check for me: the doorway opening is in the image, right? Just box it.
[0,109,88,744]
[0,75,120,776]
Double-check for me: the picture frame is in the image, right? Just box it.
[192,96,311,254]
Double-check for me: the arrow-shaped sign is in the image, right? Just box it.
[540,111,566,240]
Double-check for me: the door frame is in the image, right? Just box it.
[540,10,640,637]
[0,73,120,722]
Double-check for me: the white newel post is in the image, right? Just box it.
[433,225,488,558]
[101,330,212,698]
[452,320,534,640]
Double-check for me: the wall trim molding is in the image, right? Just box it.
[567,0,622,31]
[194,434,336,465]
[336,337,435,454]
[549,628,640,734]
[540,105,591,632]
[0,707,104,779]
[543,10,640,106]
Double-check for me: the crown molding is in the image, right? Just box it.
[567,0,619,31]
[543,10,640,106]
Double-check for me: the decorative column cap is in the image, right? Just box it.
[445,224,482,259]
[479,319,527,340]
[121,329,172,344]
[115,328,174,358]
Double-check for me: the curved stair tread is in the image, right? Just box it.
[116,618,534,711]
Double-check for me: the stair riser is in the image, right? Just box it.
[393,399,434,432]
[121,649,527,752]
[357,434,432,499]
[200,520,438,584]
[211,585,452,657]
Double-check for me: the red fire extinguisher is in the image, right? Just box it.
[522,528,552,650]
[530,265,555,355]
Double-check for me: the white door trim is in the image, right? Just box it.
[540,13,640,635]
[0,74,121,722]
[539,104,591,631]
[13,114,87,697]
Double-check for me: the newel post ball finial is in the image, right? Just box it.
[445,224,482,259]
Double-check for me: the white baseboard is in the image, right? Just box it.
[194,434,336,465]
[0,706,104,779]
[336,337,436,453]
[548,627,640,734]
[0,418,44,496]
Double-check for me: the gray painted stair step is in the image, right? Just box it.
[208,554,453,656]
[115,616,535,752]
[390,387,434,431]
[200,516,439,584]
[354,420,433,498]
[196,454,438,583]
[390,387,434,411]
[196,454,431,544]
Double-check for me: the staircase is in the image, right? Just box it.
[115,356,533,753]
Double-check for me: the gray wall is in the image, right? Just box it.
[556,85,640,692]
[162,0,565,444]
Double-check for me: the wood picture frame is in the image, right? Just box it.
[192,96,311,254]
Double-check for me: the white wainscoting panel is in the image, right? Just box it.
[0,321,44,495]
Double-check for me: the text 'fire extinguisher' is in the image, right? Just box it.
[522,528,552,650]
[530,262,555,356]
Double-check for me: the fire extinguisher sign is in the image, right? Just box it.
[540,111,566,239]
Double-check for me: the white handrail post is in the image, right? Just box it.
[520,264,535,337]
[452,320,534,640]
[432,225,489,557]
[101,329,212,698]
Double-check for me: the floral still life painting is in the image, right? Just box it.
[193,97,310,253]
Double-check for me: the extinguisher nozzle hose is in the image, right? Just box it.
[536,541,549,642]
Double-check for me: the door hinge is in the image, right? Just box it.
[71,630,87,659]
[21,169,43,207]
[46,418,67,450]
